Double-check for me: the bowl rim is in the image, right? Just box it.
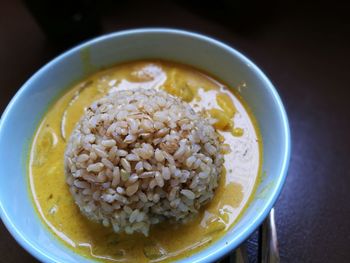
[0,28,291,263]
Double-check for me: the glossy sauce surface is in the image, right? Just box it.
[29,61,261,262]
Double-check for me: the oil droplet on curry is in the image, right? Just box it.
[29,61,261,262]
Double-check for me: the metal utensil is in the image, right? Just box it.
[260,208,280,263]
[221,208,279,263]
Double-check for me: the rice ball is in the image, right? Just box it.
[65,88,224,236]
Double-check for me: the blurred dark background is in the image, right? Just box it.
[0,0,349,262]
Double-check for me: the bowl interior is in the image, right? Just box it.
[0,29,290,263]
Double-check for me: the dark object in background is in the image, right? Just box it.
[177,0,279,35]
[24,0,101,48]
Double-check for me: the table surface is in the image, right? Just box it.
[1,0,349,262]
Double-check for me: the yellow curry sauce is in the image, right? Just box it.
[29,61,261,262]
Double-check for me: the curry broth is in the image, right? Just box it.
[29,61,261,262]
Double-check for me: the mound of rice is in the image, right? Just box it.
[65,88,224,236]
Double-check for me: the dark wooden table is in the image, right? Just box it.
[1,0,349,262]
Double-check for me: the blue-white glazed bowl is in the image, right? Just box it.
[0,28,290,263]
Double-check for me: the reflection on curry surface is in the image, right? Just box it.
[29,61,261,262]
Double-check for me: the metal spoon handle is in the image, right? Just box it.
[261,208,280,263]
